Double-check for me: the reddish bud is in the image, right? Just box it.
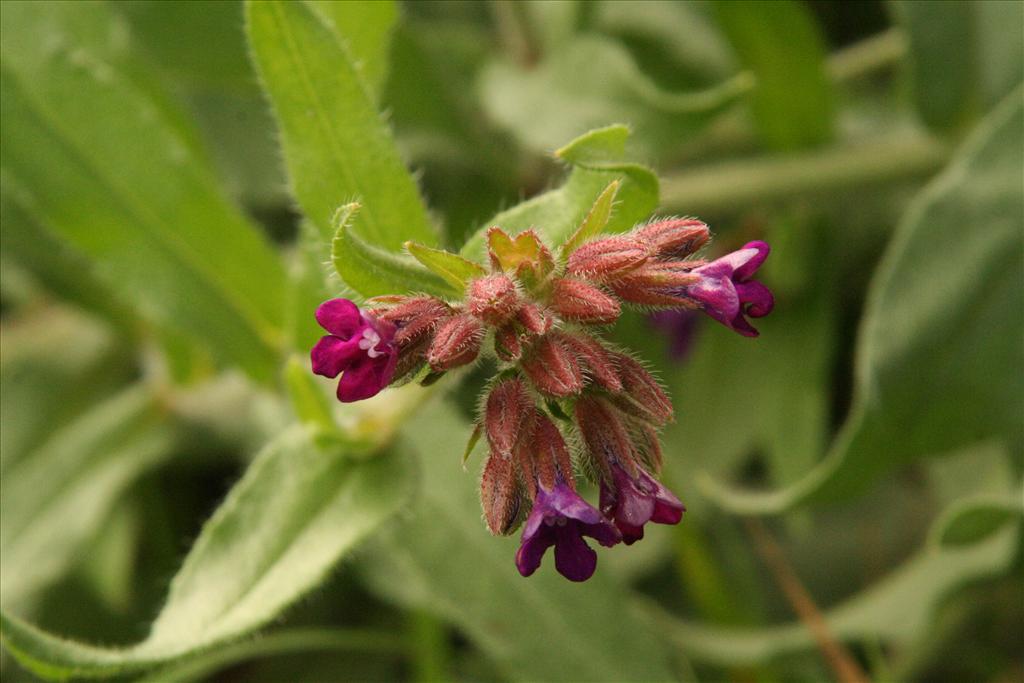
[481,453,522,535]
[494,323,523,362]
[607,262,701,308]
[427,313,484,370]
[558,333,622,392]
[574,395,638,479]
[521,334,585,397]
[550,278,621,325]
[634,218,710,258]
[533,411,574,490]
[467,273,520,326]
[377,296,452,348]
[485,378,535,460]
[566,236,648,281]
[635,423,664,473]
[609,352,674,425]
[516,303,552,335]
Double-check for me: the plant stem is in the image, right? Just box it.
[409,610,451,683]
[827,28,907,82]
[660,134,949,215]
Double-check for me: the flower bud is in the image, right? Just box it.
[517,303,552,335]
[377,296,452,348]
[521,334,585,397]
[480,453,522,535]
[634,218,709,258]
[550,278,621,325]
[485,378,535,460]
[608,352,674,425]
[467,273,520,326]
[427,313,484,370]
[566,236,648,281]
[557,333,622,393]
[607,262,702,308]
[574,395,638,479]
[532,411,574,491]
[494,323,523,362]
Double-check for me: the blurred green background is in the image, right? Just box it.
[1,1,1021,682]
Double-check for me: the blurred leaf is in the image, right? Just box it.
[405,242,486,293]
[306,0,397,98]
[713,0,834,150]
[246,0,436,249]
[479,35,751,159]
[284,355,337,441]
[646,519,1020,665]
[930,486,1024,548]
[700,88,1024,513]
[0,387,174,606]
[331,203,458,299]
[0,307,131,475]
[360,403,675,683]
[0,1,288,382]
[0,428,412,679]
[893,0,1024,132]
[460,126,658,261]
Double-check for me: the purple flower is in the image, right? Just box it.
[600,463,684,545]
[685,241,774,337]
[311,298,398,402]
[516,483,620,582]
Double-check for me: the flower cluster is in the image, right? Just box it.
[312,218,772,581]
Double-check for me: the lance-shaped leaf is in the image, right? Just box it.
[0,427,412,679]
[306,0,397,99]
[331,203,458,300]
[360,404,675,682]
[0,1,288,382]
[698,88,1024,514]
[405,242,486,294]
[561,180,620,258]
[246,0,435,249]
[461,126,658,262]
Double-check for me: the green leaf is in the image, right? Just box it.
[479,34,750,160]
[331,203,458,300]
[554,124,631,165]
[713,0,834,150]
[699,87,1024,514]
[561,180,620,257]
[405,241,486,293]
[0,1,287,383]
[306,0,398,98]
[246,0,435,249]
[930,487,1024,548]
[0,386,174,607]
[284,355,337,440]
[460,127,658,261]
[0,428,412,679]
[360,404,676,683]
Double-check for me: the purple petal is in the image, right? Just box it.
[736,281,774,318]
[687,277,740,324]
[733,241,770,281]
[516,522,555,577]
[316,299,364,338]
[729,313,760,337]
[545,484,605,526]
[553,523,598,582]
[618,521,645,545]
[580,519,622,547]
[310,335,361,378]
[336,357,388,402]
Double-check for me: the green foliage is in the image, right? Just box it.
[1,1,1021,681]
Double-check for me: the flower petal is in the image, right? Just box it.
[733,241,770,281]
[316,299,364,338]
[310,335,361,378]
[336,357,387,402]
[736,280,775,318]
[553,523,598,582]
[516,523,555,577]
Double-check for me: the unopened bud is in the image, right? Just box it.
[494,323,523,362]
[609,352,674,425]
[521,334,584,397]
[635,423,664,474]
[574,395,638,479]
[532,411,574,490]
[516,303,552,335]
[550,278,621,325]
[481,453,522,535]
[558,333,622,392]
[567,236,648,281]
[427,313,484,370]
[467,273,520,325]
[607,262,701,307]
[377,296,452,348]
[485,378,535,460]
[634,218,709,258]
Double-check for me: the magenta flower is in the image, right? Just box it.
[685,241,774,337]
[516,483,621,582]
[600,463,685,545]
[311,298,397,402]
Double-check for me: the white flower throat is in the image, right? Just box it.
[358,327,384,358]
